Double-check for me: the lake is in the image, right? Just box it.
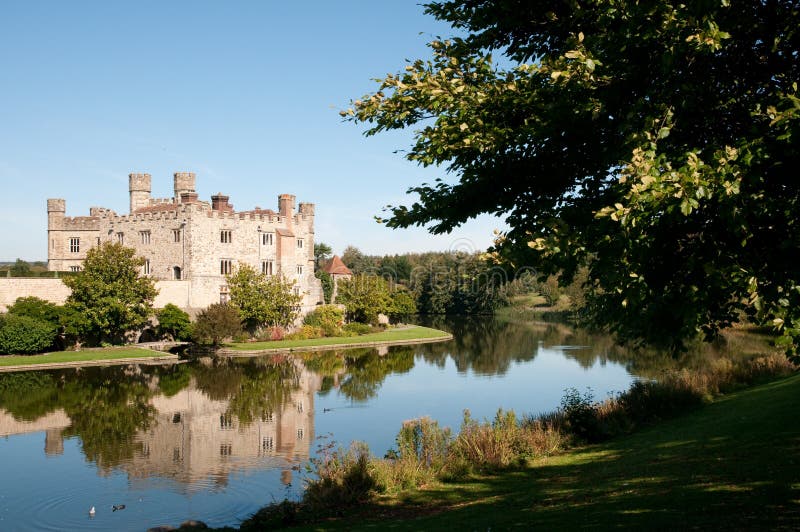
[0,317,742,531]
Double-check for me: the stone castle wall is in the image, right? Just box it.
[43,172,322,313]
[0,278,72,311]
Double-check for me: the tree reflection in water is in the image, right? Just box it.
[0,318,777,478]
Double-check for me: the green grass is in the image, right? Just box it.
[225,326,451,351]
[291,374,800,530]
[0,347,169,367]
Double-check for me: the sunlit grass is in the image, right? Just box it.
[225,325,451,351]
[286,374,800,530]
[0,347,168,367]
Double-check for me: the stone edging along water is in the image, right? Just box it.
[216,333,454,357]
[0,354,181,373]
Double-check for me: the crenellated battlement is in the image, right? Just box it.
[46,170,320,312]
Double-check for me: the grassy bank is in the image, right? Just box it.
[0,347,171,367]
[224,326,452,352]
[283,373,800,530]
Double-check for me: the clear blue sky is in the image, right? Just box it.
[0,0,502,262]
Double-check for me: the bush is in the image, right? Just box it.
[6,297,62,325]
[303,305,345,336]
[342,322,372,336]
[0,314,58,354]
[285,325,325,340]
[388,290,417,322]
[192,304,243,345]
[304,441,377,511]
[156,304,192,341]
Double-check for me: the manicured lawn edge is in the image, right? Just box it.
[218,325,453,356]
[0,347,179,372]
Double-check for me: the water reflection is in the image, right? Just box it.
[0,358,318,491]
[0,318,775,530]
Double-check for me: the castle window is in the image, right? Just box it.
[296,402,304,413]
[69,237,80,253]
[220,230,232,243]
[297,428,304,440]
[172,412,181,424]
[296,265,304,275]
[173,266,182,280]
[220,259,233,275]
[262,232,274,246]
[262,436,274,453]
[96,237,100,246]
[140,231,151,245]
[220,285,230,304]
[143,259,151,275]
[220,414,233,430]
[173,229,181,243]
[70,266,81,272]
[261,260,274,276]
[262,411,274,423]
[220,443,232,456]
[296,239,304,249]
[293,286,300,296]
[116,232,124,245]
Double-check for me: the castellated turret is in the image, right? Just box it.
[298,203,315,216]
[174,172,196,202]
[129,173,152,213]
[47,198,66,230]
[278,194,296,217]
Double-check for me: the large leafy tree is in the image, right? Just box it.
[336,274,392,324]
[345,1,800,354]
[63,242,158,344]
[226,264,302,330]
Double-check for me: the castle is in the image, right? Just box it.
[46,172,322,312]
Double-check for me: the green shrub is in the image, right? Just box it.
[6,297,62,325]
[388,290,417,322]
[192,304,243,345]
[303,305,345,336]
[342,322,372,336]
[285,325,325,340]
[304,441,377,511]
[156,304,193,341]
[0,314,58,354]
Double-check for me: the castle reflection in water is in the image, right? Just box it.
[0,359,321,491]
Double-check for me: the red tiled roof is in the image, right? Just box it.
[322,255,352,276]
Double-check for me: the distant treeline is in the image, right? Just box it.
[336,246,538,316]
[0,259,75,278]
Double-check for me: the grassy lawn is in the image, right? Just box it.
[225,325,451,351]
[0,347,169,367]
[294,373,800,530]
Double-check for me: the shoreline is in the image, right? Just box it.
[217,325,453,357]
[0,347,181,373]
[0,327,453,370]
[217,333,453,357]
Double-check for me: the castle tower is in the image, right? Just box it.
[174,172,196,201]
[47,198,66,230]
[278,194,295,217]
[129,173,152,213]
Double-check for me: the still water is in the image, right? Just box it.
[0,318,691,530]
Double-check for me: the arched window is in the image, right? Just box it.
[173,266,182,280]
